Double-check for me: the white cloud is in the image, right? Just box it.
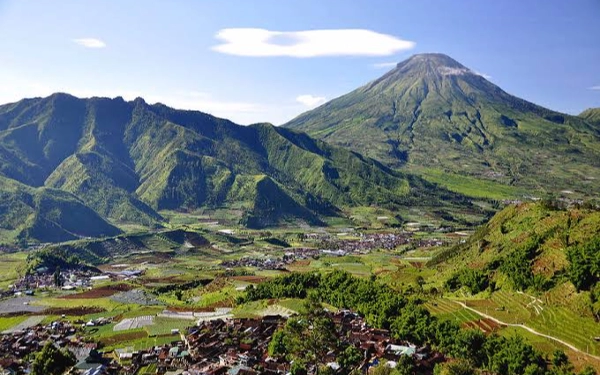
[589,85,600,90]
[213,28,415,57]
[372,62,397,69]
[73,38,106,48]
[474,71,492,79]
[296,94,326,107]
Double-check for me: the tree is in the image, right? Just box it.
[395,355,415,375]
[566,238,600,291]
[31,342,76,375]
[280,299,338,375]
[268,330,287,358]
[433,360,476,375]
[391,303,434,345]
[483,335,546,375]
[551,350,569,368]
[337,345,362,372]
[53,266,62,287]
[370,361,396,375]
[174,289,183,301]
[415,276,426,292]
[290,360,308,375]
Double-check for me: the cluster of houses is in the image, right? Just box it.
[220,248,321,270]
[9,268,97,293]
[3,268,146,298]
[318,232,412,253]
[219,230,449,271]
[108,310,438,375]
[0,320,112,375]
[0,307,442,375]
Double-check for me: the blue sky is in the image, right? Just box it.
[1,0,599,124]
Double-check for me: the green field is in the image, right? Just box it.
[413,168,529,200]
[0,316,29,332]
[145,318,193,336]
[425,299,480,324]
[0,252,26,288]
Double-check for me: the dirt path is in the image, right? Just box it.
[453,300,600,361]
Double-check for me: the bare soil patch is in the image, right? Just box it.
[45,306,106,316]
[100,331,147,346]
[60,284,133,299]
[231,275,268,283]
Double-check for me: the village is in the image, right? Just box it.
[0,308,441,375]
[220,231,446,271]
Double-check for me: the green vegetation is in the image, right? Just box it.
[0,175,121,244]
[31,342,76,375]
[0,93,477,243]
[269,299,339,373]
[429,202,600,359]
[285,53,600,198]
[240,270,592,375]
[445,268,489,294]
[580,108,600,126]
[0,252,26,288]
[566,237,600,291]
[430,202,600,295]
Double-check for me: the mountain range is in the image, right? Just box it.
[0,93,469,243]
[3,53,598,244]
[285,54,600,196]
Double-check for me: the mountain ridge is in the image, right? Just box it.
[0,93,474,243]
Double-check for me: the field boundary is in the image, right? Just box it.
[453,300,600,361]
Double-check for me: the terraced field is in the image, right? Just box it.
[425,299,480,323]
[528,307,600,355]
[463,318,504,334]
[462,291,600,356]
[467,291,533,324]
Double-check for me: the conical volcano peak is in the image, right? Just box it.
[406,53,464,67]
[285,52,600,196]
[394,53,473,77]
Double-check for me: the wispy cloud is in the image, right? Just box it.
[589,85,600,90]
[474,71,492,79]
[372,62,397,69]
[213,28,415,57]
[296,94,326,107]
[73,38,106,48]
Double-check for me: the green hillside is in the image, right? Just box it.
[431,201,600,308]
[580,107,600,126]
[0,175,121,244]
[0,93,475,242]
[285,53,600,197]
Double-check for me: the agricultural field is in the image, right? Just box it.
[425,299,481,324]
[0,252,26,288]
[455,290,600,355]
[0,316,29,333]
[2,205,599,373]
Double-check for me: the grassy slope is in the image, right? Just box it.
[0,175,121,244]
[580,108,600,126]
[426,203,600,356]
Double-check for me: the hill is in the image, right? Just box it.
[580,108,600,126]
[430,201,600,310]
[0,93,474,242]
[285,53,600,197]
[0,175,121,244]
